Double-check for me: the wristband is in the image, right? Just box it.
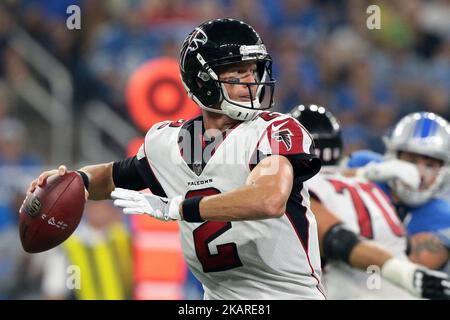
[77,170,90,190]
[182,196,205,222]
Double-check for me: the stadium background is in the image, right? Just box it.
[0,0,449,299]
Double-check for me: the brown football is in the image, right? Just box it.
[19,171,86,253]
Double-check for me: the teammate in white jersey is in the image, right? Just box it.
[289,105,450,299]
[343,113,450,272]
[24,19,325,299]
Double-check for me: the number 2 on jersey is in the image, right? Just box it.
[187,188,243,272]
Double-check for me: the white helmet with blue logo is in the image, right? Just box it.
[384,112,450,206]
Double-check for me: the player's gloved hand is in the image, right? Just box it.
[381,257,450,299]
[111,188,183,221]
[356,159,421,189]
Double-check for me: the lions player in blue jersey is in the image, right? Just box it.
[344,112,450,272]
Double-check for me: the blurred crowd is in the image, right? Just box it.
[1,0,449,154]
[0,0,449,299]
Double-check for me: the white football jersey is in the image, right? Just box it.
[307,171,416,299]
[135,112,325,299]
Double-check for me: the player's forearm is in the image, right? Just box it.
[192,155,293,221]
[197,184,288,221]
[349,242,392,270]
[79,162,115,200]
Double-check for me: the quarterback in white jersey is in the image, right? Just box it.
[289,105,450,300]
[24,19,325,300]
[131,111,324,299]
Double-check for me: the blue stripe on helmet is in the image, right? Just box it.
[413,117,424,137]
[413,116,438,138]
[428,118,438,137]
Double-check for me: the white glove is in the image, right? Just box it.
[111,188,183,221]
[381,257,450,299]
[356,159,421,189]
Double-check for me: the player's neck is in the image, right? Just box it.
[202,111,239,133]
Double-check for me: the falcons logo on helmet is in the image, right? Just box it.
[186,28,208,52]
[180,28,208,72]
[272,128,294,151]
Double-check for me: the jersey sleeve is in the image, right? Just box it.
[254,117,321,181]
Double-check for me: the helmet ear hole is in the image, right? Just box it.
[193,78,222,108]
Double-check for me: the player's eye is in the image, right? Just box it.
[425,162,441,170]
[227,78,241,83]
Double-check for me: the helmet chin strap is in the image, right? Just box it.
[391,180,433,207]
[219,83,261,121]
[220,98,260,121]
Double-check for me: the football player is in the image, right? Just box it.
[24,19,325,299]
[344,112,450,272]
[290,105,450,299]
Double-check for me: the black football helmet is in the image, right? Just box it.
[179,18,275,121]
[289,104,343,166]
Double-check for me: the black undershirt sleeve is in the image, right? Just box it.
[112,155,168,197]
[112,156,147,191]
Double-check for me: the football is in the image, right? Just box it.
[19,171,86,253]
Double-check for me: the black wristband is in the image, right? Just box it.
[77,170,90,190]
[323,223,360,263]
[182,196,205,222]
